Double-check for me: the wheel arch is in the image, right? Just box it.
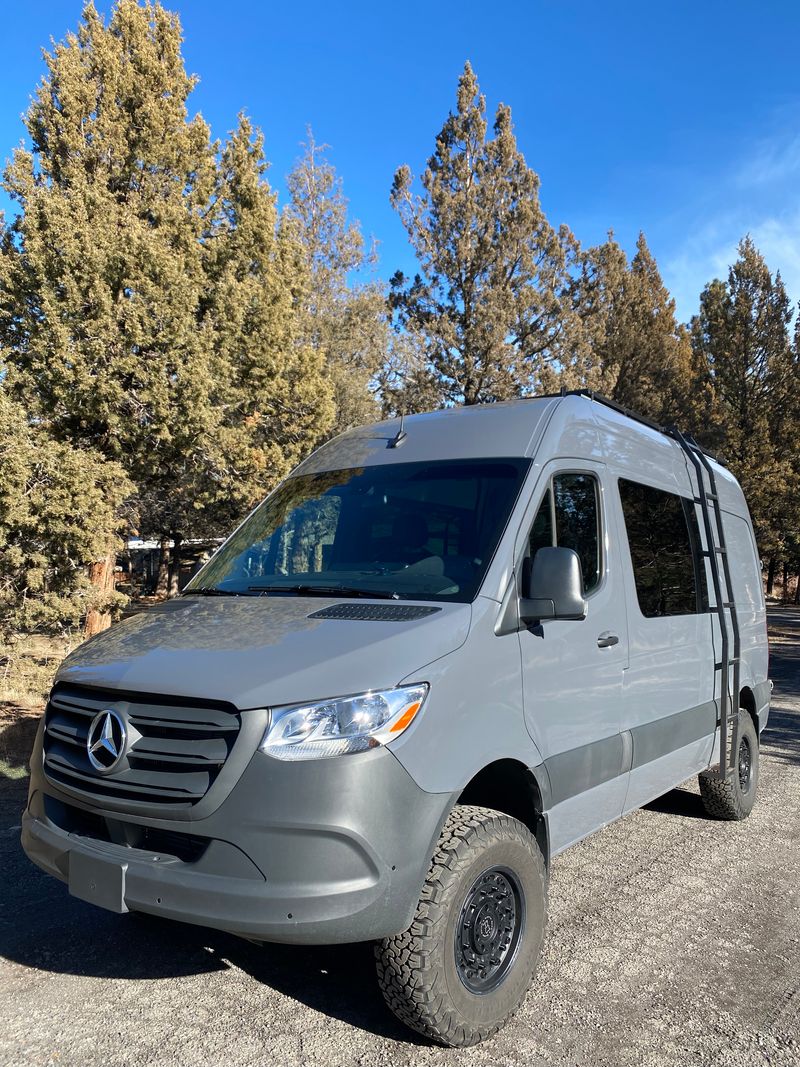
[739,685,758,737]
[457,758,550,867]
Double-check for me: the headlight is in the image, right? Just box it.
[259,684,429,761]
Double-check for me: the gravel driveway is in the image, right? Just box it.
[1,612,798,1067]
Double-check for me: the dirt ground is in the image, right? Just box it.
[0,611,798,1067]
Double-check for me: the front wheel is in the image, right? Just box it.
[375,804,547,1047]
[699,709,759,820]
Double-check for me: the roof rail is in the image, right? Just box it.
[544,388,725,467]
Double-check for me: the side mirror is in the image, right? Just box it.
[520,546,587,624]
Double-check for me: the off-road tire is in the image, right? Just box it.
[375,804,547,1047]
[699,709,759,820]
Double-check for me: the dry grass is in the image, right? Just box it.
[0,632,75,710]
[0,632,76,776]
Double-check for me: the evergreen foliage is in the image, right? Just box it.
[202,116,334,528]
[0,387,131,636]
[287,131,385,435]
[389,62,573,405]
[379,328,445,418]
[2,8,800,628]
[691,238,800,558]
[554,232,712,430]
[0,1,333,625]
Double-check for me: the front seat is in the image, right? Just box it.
[391,513,430,565]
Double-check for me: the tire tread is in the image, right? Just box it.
[699,709,759,821]
[375,804,545,1047]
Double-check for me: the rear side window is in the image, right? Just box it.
[618,479,703,617]
[725,513,765,615]
[528,473,601,593]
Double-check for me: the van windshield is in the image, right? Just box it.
[185,458,530,603]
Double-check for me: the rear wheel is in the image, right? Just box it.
[699,709,759,820]
[375,804,546,1047]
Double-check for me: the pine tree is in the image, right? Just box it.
[287,131,385,434]
[559,232,711,430]
[389,62,572,405]
[378,328,444,417]
[691,237,798,556]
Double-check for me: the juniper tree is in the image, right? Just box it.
[0,0,217,617]
[540,233,629,395]
[378,328,444,417]
[204,117,334,530]
[0,386,131,638]
[390,62,572,406]
[556,232,711,430]
[0,2,217,471]
[613,235,699,422]
[691,237,799,558]
[287,131,385,434]
[0,2,332,611]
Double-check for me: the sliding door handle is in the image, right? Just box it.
[597,631,619,649]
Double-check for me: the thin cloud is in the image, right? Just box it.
[736,133,800,189]
[665,209,800,323]
[663,122,800,322]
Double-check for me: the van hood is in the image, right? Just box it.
[55,596,472,709]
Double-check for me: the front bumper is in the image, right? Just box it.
[22,723,455,944]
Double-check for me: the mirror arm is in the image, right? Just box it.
[519,598,555,624]
[519,596,588,624]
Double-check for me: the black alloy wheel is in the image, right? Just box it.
[699,708,760,820]
[375,804,547,1047]
[454,866,525,994]
[738,733,753,794]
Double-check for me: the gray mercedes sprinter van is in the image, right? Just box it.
[21,391,770,1046]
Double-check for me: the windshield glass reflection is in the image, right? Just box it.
[185,459,529,603]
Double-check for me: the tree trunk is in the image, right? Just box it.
[155,537,171,599]
[83,549,116,637]
[168,533,183,598]
[766,557,776,596]
[795,574,800,605]
[783,561,790,602]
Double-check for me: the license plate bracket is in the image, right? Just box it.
[68,849,128,914]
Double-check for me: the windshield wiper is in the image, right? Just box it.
[183,587,246,597]
[247,583,400,600]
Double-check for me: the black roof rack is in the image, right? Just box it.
[544,388,725,467]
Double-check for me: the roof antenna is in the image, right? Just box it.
[388,411,408,449]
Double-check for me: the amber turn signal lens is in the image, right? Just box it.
[389,701,422,733]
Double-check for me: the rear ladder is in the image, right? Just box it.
[668,428,741,781]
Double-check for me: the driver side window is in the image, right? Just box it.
[528,473,601,594]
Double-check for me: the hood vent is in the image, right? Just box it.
[308,603,442,622]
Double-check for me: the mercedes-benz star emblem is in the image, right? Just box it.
[86,709,127,772]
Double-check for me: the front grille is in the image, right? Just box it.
[43,683,240,810]
[43,795,210,863]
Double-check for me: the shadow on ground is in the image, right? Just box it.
[761,706,800,767]
[644,786,710,820]
[0,778,417,1044]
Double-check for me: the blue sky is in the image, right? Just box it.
[2,1,799,322]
